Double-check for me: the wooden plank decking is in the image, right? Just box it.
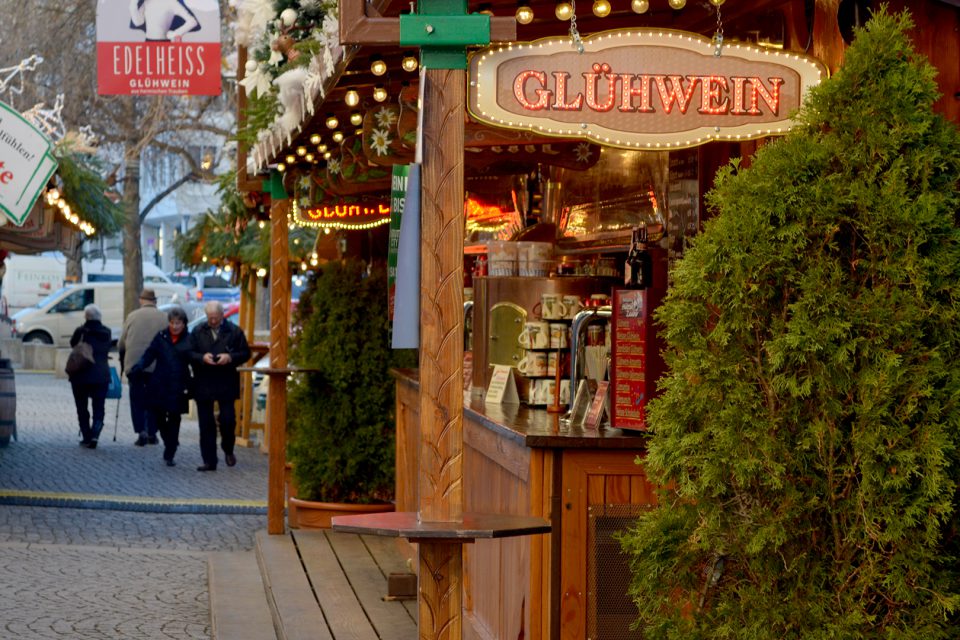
[247,529,418,640]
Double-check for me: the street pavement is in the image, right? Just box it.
[0,371,272,639]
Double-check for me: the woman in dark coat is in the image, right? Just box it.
[128,307,193,466]
[69,304,113,449]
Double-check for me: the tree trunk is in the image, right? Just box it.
[64,240,83,283]
[122,153,144,317]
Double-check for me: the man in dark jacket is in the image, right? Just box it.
[190,301,251,471]
[68,304,113,448]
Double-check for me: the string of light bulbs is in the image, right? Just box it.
[515,0,726,22]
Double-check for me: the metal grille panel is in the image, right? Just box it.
[587,503,646,640]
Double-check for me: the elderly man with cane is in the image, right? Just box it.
[189,301,250,471]
[118,288,167,446]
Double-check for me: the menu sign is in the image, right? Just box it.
[469,29,825,150]
[611,289,650,430]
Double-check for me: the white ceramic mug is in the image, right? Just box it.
[518,321,550,349]
[540,293,568,320]
[547,351,558,376]
[549,323,568,349]
[561,295,583,319]
[518,352,548,377]
[532,379,557,405]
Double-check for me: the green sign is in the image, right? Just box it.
[0,100,58,226]
[388,164,410,320]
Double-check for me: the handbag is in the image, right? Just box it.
[106,367,122,400]
[65,333,95,376]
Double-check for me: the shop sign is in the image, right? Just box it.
[96,0,221,96]
[293,200,391,229]
[468,30,825,150]
[0,100,58,227]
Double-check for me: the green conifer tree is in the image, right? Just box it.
[620,9,960,639]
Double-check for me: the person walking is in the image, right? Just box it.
[118,288,168,446]
[190,301,250,471]
[68,304,113,449]
[127,307,193,467]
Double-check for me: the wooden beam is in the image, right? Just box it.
[267,199,291,535]
[236,46,263,194]
[339,0,516,46]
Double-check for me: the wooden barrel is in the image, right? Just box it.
[0,359,15,447]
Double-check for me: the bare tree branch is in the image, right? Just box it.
[139,172,199,223]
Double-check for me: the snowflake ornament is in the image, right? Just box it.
[574,143,593,163]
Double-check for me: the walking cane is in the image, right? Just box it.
[112,393,121,441]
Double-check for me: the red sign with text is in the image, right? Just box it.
[96,0,221,96]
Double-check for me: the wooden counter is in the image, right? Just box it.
[393,369,658,640]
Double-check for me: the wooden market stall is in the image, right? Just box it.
[235,0,960,638]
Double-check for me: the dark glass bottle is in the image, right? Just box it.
[624,226,652,290]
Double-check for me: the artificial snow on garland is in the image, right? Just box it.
[237,0,344,172]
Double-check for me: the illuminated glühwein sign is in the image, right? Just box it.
[468,30,826,150]
[293,200,391,230]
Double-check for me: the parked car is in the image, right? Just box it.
[2,254,177,317]
[10,282,189,347]
[169,270,240,303]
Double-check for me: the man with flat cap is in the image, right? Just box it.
[119,288,168,446]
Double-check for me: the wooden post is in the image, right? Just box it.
[417,66,466,639]
[267,198,290,535]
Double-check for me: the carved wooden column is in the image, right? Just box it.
[267,198,290,534]
[417,66,466,639]
[813,0,845,73]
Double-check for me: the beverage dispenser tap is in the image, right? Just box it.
[569,306,612,402]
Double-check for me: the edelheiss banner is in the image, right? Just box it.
[96,0,221,96]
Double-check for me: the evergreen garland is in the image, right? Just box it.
[620,9,960,639]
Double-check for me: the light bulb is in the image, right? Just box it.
[350,112,363,126]
[305,153,315,162]
[592,0,610,17]
[370,56,387,76]
[344,89,359,107]
[309,133,321,145]
[323,151,332,159]
[325,113,339,129]
[516,3,534,24]
[277,163,286,172]
[631,0,649,11]
[296,146,307,156]
[317,144,327,153]
[373,86,387,102]
[668,0,686,8]
[401,53,418,72]
[257,268,267,278]
[710,0,725,4]
[286,154,296,164]
[259,221,266,229]
[555,1,572,20]
[332,131,344,143]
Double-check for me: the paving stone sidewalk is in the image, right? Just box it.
[0,371,274,639]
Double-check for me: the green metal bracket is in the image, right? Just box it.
[400,0,491,70]
[266,169,287,200]
[399,15,490,48]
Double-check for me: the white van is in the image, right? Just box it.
[2,254,173,316]
[10,282,188,347]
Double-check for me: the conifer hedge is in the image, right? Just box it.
[621,10,960,638]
